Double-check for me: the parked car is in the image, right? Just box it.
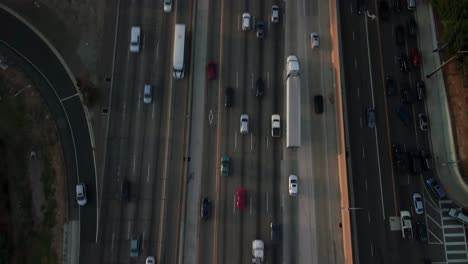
[379,1,390,20]
[236,188,247,210]
[386,76,397,96]
[367,108,376,128]
[395,26,405,45]
[76,182,87,206]
[256,20,265,39]
[314,95,324,113]
[392,144,407,170]
[416,81,425,101]
[163,0,172,13]
[201,197,211,220]
[393,0,402,12]
[411,48,421,67]
[418,113,429,131]
[398,53,409,72]
[207,61,216,80]
[311,32,320,48]
[221,155,230,176]
[413,193,424,214]
[426,177,446,199]
[420,149,433,171]
[407,18,417,37]
[416,222,428,242]
[256,78,265,97]
[225,87,233,107]
[271,5,279,23]
[288,175,298,196]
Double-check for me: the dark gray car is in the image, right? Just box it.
[256,20,265,39]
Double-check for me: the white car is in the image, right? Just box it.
[271,5,279,23]
[146,256,155,264]
[76,182,87,206]
[240,114,249,134]
[164,0,172,13]
[413,193,424,215]
[311,32,320,48]
[143,84,152,104]
[289,175,298,196]
[242,13,251,31]
[129,26,141,53]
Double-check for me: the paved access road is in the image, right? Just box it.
[339,0,450,263]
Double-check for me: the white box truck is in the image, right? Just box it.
[286,55,301,148]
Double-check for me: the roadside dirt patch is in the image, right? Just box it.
[0,64,65,264]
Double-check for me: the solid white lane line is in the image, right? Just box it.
[266,192,269,213]
[235,132,237,150]
[147,164,150,183]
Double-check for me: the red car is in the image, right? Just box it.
[411,48,421,67]
[236,188,247,210]
[207,61,216,80]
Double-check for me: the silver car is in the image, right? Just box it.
[240,114,249,134]
[311,32,320,48]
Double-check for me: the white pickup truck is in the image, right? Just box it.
[271,114,281,137]
[252,240,264,263]
[400,210,413,239]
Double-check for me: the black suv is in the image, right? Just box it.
[416,81,425,101]
[392,144,407,170]
[225,87,233,107]
[201,198,211,220]
[314,95,324,113]
[393,0,402,12]
[379,1,390,20]
[395,26,405,46]
[385,76,397,96]
[420,149,433,171]
[256,78,265,97]
[407,18,417,37]
[256,20,265,39]
[408,151,422,174]
[398,54,409,73]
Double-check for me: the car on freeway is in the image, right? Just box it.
[271,5,279,23]
[393,0,402,12]
[416,222,428,242]
[409,151,422,174]
[270,222,281,245]
[242,13,251,31]
[225,87,233,107]
[411,48,421,67]
[163,0,172,13]
[236,188,247,210]
[392,144,407,170]
[289,175,298,196]
[395,104,410,127]
[407,18,417,37]
[76,182,87,206]
[256,78,265,97]
[143,83,152,104]
[146,256,156,264]
[367,108,376,128]
[426,177,446,199]
[201,197,211,220]
[314,95,324,113]
[379,1,390,20]
[416,81,425,101]
[420,149,433,171]
[398,53,409,72]
[386,76,397,96]
[395,25,405,45]
[256,20,265,39]
[240,114,249,134]
[130,237,139,257]
[207,61,216,80]
[418,113,429,131]
[221,155,230,177]
[413,193,424,214]
[122,179,130,202]
[311,32,320,48]
[400,86,412,104]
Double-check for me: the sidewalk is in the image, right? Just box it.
[416,2,468,207]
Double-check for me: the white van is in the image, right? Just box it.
[407,0,416,11]
[449,208,468,224]
[130,26,141,53]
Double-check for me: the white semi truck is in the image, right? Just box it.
[286,55,301,148]
[252,240,264,263]
[173,24,186,79]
